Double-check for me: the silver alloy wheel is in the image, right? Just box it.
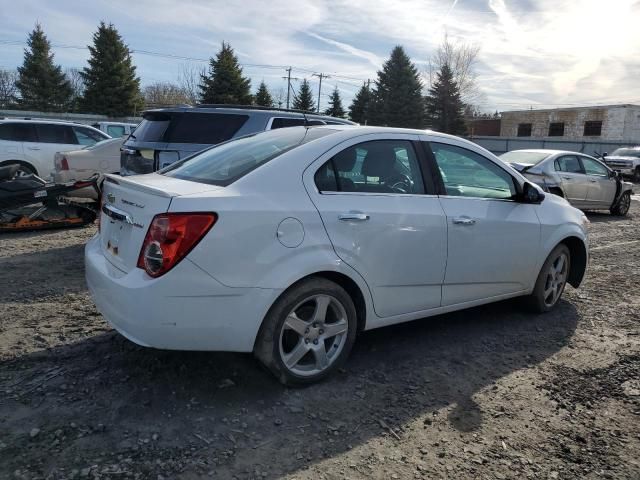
[619,193,631,215]
[543,252,568,307]
[278,294,349,377]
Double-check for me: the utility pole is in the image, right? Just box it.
[282,67,300,109]
[312,72,330,113]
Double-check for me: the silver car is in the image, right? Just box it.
[500,149,633,216]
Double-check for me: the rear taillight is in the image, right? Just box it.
[137,213,216,278]
[58,156,69,171]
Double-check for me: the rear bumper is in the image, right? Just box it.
[53,170,99,199]
[85,236,281,352]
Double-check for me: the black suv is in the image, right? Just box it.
[120,105,355,175]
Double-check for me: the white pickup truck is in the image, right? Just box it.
[602,147,640,182]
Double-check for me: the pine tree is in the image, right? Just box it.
[80,22,143,116]
[254,81,274,107]
[199,42,252,105]
[370,46,425,128]
[348,82,372,124]
[16,24,72,112]
[324,86,345,118]
[292,79,315,112]
[425,63,467,135]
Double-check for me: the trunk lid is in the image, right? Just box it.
[99,173,221,273]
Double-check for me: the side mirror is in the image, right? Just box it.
[522,182,545,204]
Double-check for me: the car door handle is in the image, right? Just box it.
[27,147,41,150]
[338,212,370,221]
[452,217,476,226]
[561,176,572,180]
[589,179,598,183]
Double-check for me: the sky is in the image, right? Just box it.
[1,0,640,113]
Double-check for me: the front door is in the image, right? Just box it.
[304,134,447,318]
[426,140,541,306]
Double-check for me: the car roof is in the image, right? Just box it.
[0,118,101,128]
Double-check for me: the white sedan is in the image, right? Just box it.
[86,126,589,385]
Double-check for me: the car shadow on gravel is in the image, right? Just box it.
[584,211,632,223]
[0,297,580,478]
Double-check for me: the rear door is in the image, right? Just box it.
[304,133,447,318]
[580,156,617,208]
[554,155,588,207]
[425,139,541,306]
[30,124,79,178]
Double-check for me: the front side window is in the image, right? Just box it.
[35,124,76,144]
[73,126,105,146]
[430,142,516,200]
[314,140,425,194]
[581,157,608,177]
[555,155,584,173]
[164,127,336,186]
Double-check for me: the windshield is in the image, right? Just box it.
[610,148,640,158]
[163,127,337,186]
[499,151,551,165]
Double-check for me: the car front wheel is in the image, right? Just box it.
[525,244,571,313]
[254,278,357,385]
[611,191,631,216]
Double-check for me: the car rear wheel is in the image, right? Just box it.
[525,244,571,313]
[611,191,631,216]
[254,278,357,385]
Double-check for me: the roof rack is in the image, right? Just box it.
[195,104,317,115]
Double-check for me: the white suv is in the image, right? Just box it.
[0,119,110,179]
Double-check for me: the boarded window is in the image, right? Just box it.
[517,123,532,137]
[548,122,564,136]
[583,121,602,136]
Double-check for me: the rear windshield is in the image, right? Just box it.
[499,151,551,165]
[133,112,248,144]
[163,127,337,186]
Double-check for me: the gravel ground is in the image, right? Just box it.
[0,202,639,480]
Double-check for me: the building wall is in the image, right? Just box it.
[499,105,640,141]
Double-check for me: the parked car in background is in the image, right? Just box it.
[500,149,633,216]
[600,147,640,182]
[92,121,138,138]
[0,119,110,179]
[120,105,355,176]
[87,126,589,385]
[53,137,125,199]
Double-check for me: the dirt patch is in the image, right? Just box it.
[1,204,639,479]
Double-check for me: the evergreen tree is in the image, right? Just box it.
[348,82,373,124]
[292,79,315,112]
[80,22,143,116]
[199,42,252,105]
[425,63,467,135]
[16,24,72,112]
[324,86,345,118]
[370,46,425,128]
[254,81,274,107]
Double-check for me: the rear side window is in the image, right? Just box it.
[73,126,105,145]
[270,117,306,129]
[164,127,336,186]
[315,140,425,194]
[35,124,76,144]
[555,155,584,173]
[133,113,171,142]
[0,123,37,142]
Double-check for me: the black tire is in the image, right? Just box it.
[254,277,358,386]
[610,191,631,216]
[524,244,571,313]
[633,167,640,183]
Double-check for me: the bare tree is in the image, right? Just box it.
[273,87,286,108]
[143,82,190,107]
[428,34,484,107]
[177,63,204,105]
[0,69,18,108]
[65,68,85,111]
